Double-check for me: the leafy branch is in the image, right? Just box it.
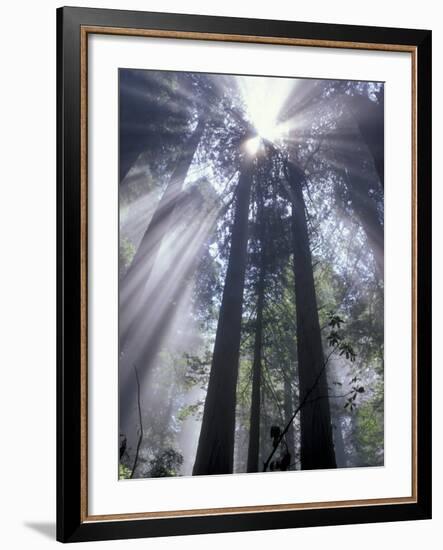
[263,311,358,472]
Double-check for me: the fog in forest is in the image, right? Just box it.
[118,69,384,479]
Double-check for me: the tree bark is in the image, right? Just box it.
[286,161,337,470]
[246,184,266,473]
[193,158,253,475]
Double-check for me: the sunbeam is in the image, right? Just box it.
[118,67,385,480]
[237,75,296,145]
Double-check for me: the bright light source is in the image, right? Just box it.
[255,121,280,143]
[237,76,295,145]
[245,135,262,156]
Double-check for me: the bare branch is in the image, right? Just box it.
[130,365,143,479]
[262,345,337,472]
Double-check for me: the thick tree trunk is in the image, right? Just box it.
[287,161,337,470]
[120,119,205,351]
[246,186,266,473]
[344,168,384,279]
[193,158,253,476]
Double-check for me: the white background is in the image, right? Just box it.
[0,0,438,548]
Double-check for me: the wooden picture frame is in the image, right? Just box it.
[57,6,432,543]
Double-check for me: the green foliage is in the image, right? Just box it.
[328,311,345,329]
[170,350,212,424]
[118,73,385,475]
[119,237,135,278]
[344,376,365,411]
[182,351,211,390]
[148,448,184,478]
[326,330,342,347]
[326,311,356,362]
[177,401,204,422]
[338,342,356,362]
[120,163,156,208]
[354,392,384,466]
[119,463,132,480]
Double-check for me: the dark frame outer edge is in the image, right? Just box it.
[57,6,83,542]
[56,6,432,543]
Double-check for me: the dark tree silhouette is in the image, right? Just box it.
[193,154,253,475]
[283,365,296,464]
[118,71,384,479]
[246,177,266,473]
[285,161,337,470]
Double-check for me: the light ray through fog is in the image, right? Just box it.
[236,75,296,143]
[119,67,384,478]
[119,196,222,443]
[120,201,218,361]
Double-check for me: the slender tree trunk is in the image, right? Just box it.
[283,367,296,466]
[129,366,143,479]
[259,381,268,468]
[246,184,266,473]
[344,168,384,279]
[286,161,336,470]
[193,158,253,475]
[246,271,264,472]
[119,118,205,351]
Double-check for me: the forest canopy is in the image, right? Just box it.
[118,69,384,479]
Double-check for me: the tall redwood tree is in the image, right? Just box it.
[193,155,253,476]
[286,161,337,470]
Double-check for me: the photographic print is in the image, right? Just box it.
[57,10,432,541]
[118,69,384,480]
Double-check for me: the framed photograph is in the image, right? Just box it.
[57,6,432,543]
